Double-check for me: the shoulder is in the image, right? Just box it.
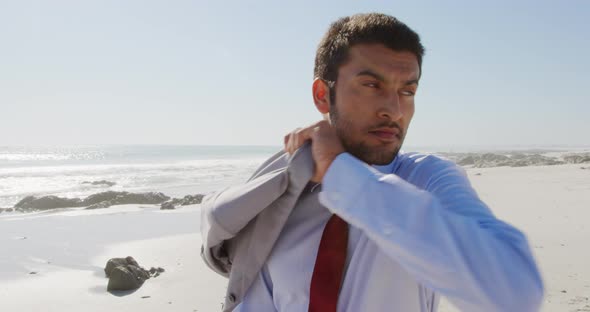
[395,151,458,172]
[393,151,466,189]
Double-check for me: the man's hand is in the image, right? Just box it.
[284,120,345,182]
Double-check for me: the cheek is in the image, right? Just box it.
[406,104,415,119]
[403,103,416,128]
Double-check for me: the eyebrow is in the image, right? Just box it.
[356,70,385,82]
[356,70,419,86]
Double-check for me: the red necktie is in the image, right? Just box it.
[308,214,349,312]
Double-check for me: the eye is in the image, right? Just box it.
[362,81,380,89]
[400,90,416,96]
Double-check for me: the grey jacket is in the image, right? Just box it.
[200,144,314,311]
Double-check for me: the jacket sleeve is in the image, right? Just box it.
[319,153,544,312]
[200,150,289,276]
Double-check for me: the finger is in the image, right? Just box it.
[293,131,300,153]
[284,134,290,152]
[285,122,324,154]
[287,132,295,154]
[290,132,300,154]
[286,128,304,153]
[293,127,314,151]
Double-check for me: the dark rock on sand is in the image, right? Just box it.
[105,256,139,277]
[82,180,116,187]
[15,195,82,212]
[148,267,165,278]
[107,265,151,291]
[104,256,164,292]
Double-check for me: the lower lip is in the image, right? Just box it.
[369,131,399,143]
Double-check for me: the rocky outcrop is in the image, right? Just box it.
[11,191,203,213]
[14,196,82,211]
[455,153,565,168]
[84,191,170,210]
[563,154,590,164]
[82,180,116,187]
[13,191,170,212]
[104,256,164,292]
[509,154,563,167]
[456,155,476,166]
[160,202,176,210]
[160,194,205,210]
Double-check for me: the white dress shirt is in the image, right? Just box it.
[234,152,543,311]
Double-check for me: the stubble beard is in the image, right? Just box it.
[329,104,402,165]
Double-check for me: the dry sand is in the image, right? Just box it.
[0,205,227,312]
[1,163,589,311]
[439,164,590,312]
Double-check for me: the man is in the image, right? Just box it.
[201,13,544,312]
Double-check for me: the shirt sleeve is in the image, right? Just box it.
[319,153,544,312]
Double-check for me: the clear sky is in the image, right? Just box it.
[1,0,588,148]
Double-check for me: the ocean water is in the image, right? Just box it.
[3,144,587,209]
[0,145,279,208]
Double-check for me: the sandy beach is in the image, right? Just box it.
[439,163,590,312]
[0,205,228,312]
[1,161,589,311]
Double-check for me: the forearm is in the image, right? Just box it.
[319,153,544,311]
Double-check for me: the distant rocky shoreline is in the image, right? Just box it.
[441,152,590,168]
[0,191,204,213]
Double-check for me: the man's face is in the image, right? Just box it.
[329,44,420,165]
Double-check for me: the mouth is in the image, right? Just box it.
[368,127,401,143]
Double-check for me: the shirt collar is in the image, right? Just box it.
[371,153,400,174]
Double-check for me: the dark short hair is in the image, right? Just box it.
[314,13,425,84]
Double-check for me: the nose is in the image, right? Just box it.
[377,93,403,121]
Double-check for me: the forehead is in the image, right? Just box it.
[339,43,420,80]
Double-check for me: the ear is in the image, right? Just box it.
[312,78,331,114]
